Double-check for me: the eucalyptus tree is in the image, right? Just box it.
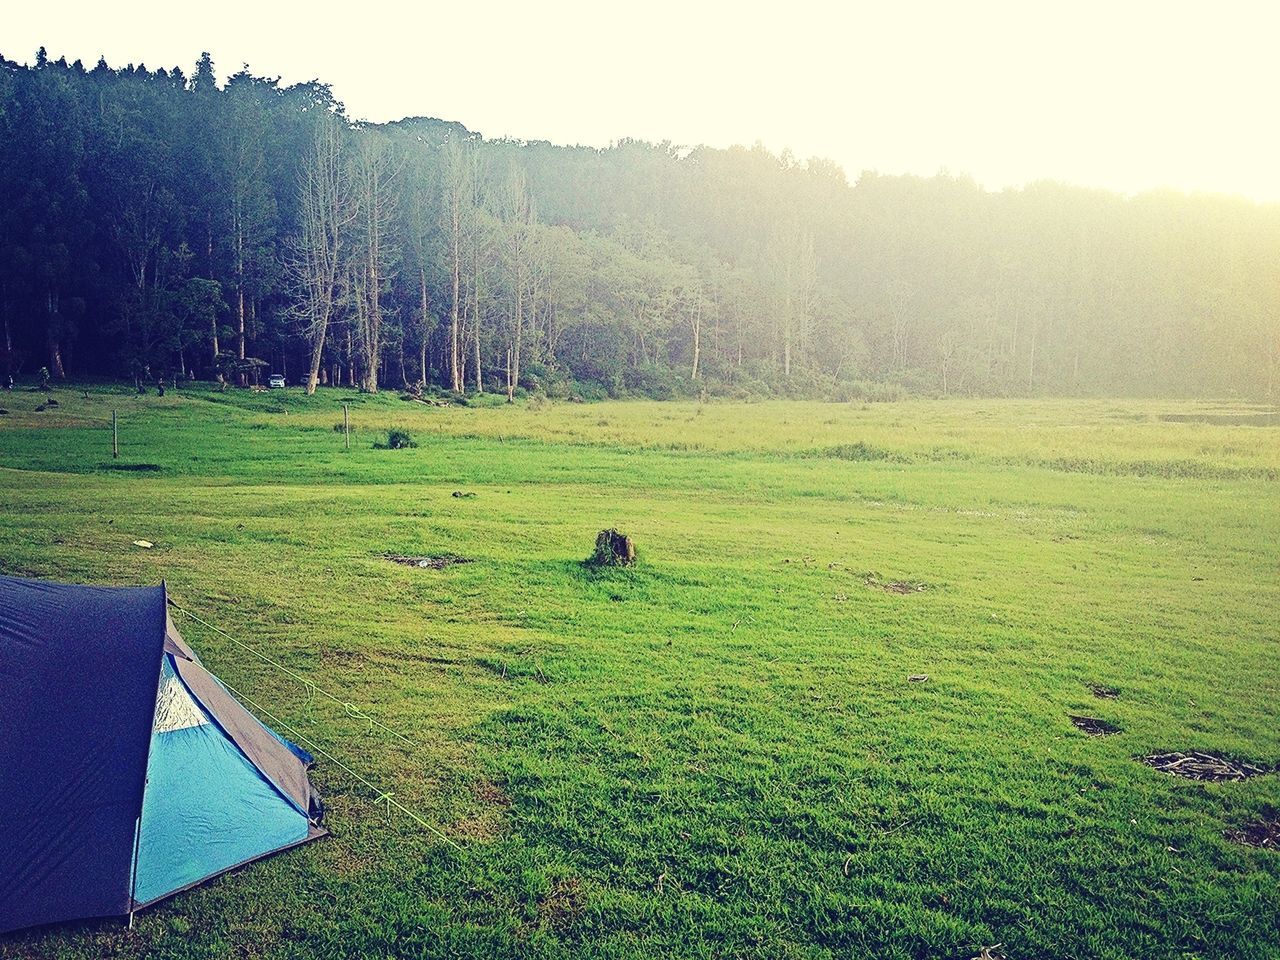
[348,130,402,392]
[289,114,355,394]
[221,71,281,379]
[0,54,91,378]
[765,217,816,377]
[439,140,473,391]
[494,162,535,401]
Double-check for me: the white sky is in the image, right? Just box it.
[8,1,1280,200]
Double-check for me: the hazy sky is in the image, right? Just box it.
[8,1,1280,200]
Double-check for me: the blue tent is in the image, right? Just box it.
[0,575,326,934]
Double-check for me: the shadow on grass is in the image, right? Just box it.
[99,462,163,472]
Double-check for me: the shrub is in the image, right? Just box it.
[829,441,884,461]
[572,379,608,402]
[545,375,573,400]
[822,441,906,462]
[834,380,909,403]
[381,428,417,450]
[622,365,692,400]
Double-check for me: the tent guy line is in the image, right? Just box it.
[209,667,462,850]
[167,596,460,848]
[167,596,419,748]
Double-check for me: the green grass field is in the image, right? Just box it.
[1,386,1277,960]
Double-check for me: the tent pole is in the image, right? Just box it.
[127,813,142,929]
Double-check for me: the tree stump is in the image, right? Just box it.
[589,529,636,567]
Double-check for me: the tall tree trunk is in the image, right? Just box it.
[473,240,483,393]
[297,117,351,395]
[236,216,247,385]
[690,296,702,380]
[1028,328,1037,393]
[2,315,12,378]
[450,216,462,392]
[506,286,522,403]
[418,267,430,387]
[48,337,65,379]
[210,314,221,381]
[305,339,323,394]
[458,322,468,389]
[46,290,66,379]
[306,325,327,393]
[237,287,246,385]
[366,198,382,393]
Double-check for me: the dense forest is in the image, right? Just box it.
[2,49,1278,400]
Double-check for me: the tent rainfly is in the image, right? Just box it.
[0,575,326,934]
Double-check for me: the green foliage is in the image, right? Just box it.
[821,441,902,462]
[381,427,417,449]
[0,53,1277,400]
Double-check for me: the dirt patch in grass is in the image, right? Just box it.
[1087,682,1120,699]
[537,877,585,931]
[1070,715,1121,736]
[472,778,510,809]
[1140,751,1272,781]
[452,815,505,842]
[1224,815,1280,850]
[453,778,511,842]
[863,571,927,594]
[320,647,365,666]
[385,553,472,570]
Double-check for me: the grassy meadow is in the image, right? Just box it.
[0,385,1277,960]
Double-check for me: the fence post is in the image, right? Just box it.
[343,403,350,451]
[112,410,119,459]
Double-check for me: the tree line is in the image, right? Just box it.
[2,49,1278,400]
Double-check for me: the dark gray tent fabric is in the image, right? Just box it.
[164,611,200,662]
[0,576,325,935]
[0,576,167,933]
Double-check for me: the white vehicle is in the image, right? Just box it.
[267,374,287,389]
